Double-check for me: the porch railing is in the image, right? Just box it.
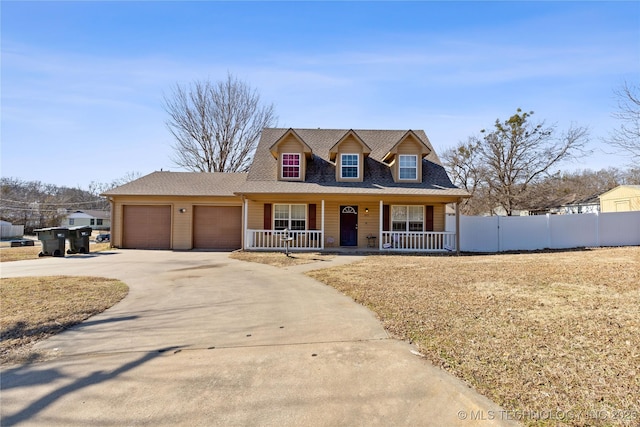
[246,229,323,250]
[380,231,456,252]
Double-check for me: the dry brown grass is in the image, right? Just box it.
[0,242,112,262]
[0,276,128,365]
[307,247,640,427]
[229,250,334,267]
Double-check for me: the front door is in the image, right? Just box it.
[340,205,358,246]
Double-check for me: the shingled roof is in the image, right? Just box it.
[103,129,468,198]
[240,128,469,197]
[102,171,247,196]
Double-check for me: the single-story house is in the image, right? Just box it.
[103,128,470,252]
[525,193,601,215]
[61,210,111,230]
[599,185,640,212]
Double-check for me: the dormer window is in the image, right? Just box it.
[341,154,359,179]
[399,155,418,180]
[282,153,301,179]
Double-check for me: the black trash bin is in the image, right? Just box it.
[34,227,68,257]
[67,226,92,254]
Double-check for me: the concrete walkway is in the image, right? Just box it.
[1,250,519,426]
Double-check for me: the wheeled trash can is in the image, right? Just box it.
[67,226,92,254]
[34,227,68,257]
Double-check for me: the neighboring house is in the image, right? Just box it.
[103,128,470,252]
[526,193,601,215]
[599,185,640,212]
[559,194,600,214]
[486,206,528,217]
[61,210,111,230]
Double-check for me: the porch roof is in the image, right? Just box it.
[235,180,469,197]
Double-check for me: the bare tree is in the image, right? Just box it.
[444,109,590,215]
[441,137,490,214]
[163,74,277,172]
[1,178,109,232]
[479,109,590,215]
[89,171,142,199]
[606,80,640,160]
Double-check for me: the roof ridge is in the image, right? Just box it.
[265,127,425,132]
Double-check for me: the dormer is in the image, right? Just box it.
[329,130,371,182]
[269,128,313,181]
[382,130,431,183]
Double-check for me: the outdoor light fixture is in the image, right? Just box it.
[365,208,369,214]
[179,208,187,213]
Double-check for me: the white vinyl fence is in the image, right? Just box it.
[447,211,640,253]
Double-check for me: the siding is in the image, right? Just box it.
[335,137,365,182]
[393,137,423,183]
[277,136,305,181]
[111,195,242,250]
[246,195,449,248]
[600,186,640,212]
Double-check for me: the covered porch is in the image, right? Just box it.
[243,199,462,253]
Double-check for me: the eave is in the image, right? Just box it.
[268,128,313,159]
[328,129,372,162]
[382,130,432,164]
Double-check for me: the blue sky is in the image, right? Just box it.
[2,1,639,189]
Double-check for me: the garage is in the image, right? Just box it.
[193,206,242,250]
[122,205,171,249]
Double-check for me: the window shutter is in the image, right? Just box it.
[383,205,390,231]
[309,204,317,230]
[425,205,434,231]
[264,203,272,230]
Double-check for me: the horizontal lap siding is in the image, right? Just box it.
[395,138,423,183]
[246,198,450,248]
[277,137,305,181]
[434,204,445,231]
[112,196,243,250]
[323,201,340,247]
[335,138,365,183]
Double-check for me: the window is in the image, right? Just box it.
[341,154,359,178]
[282,153,301,179]
[90,219,95,225]
[391,205,424,231]
[274,204,306,230]
[69,219,75,225]
[97,219,103,226]
[399,155,418,180]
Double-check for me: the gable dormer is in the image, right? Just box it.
[382,130,431,183]
[328,130,371,182]
[269,128,313,181]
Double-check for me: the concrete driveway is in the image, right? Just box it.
[1,250,519,426]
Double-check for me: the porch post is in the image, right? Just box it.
[243,197,248,250]
[379,200,383,250]
[321,199,325,250]
[455,199,461,255]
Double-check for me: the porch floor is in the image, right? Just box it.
[247,246,458,256]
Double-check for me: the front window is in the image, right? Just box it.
[282,153,301,179]
[341,154,359,178]
[391,205,424,231]
[97,219,103,226]
[399,155,418,180]
[274,204,306,230]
